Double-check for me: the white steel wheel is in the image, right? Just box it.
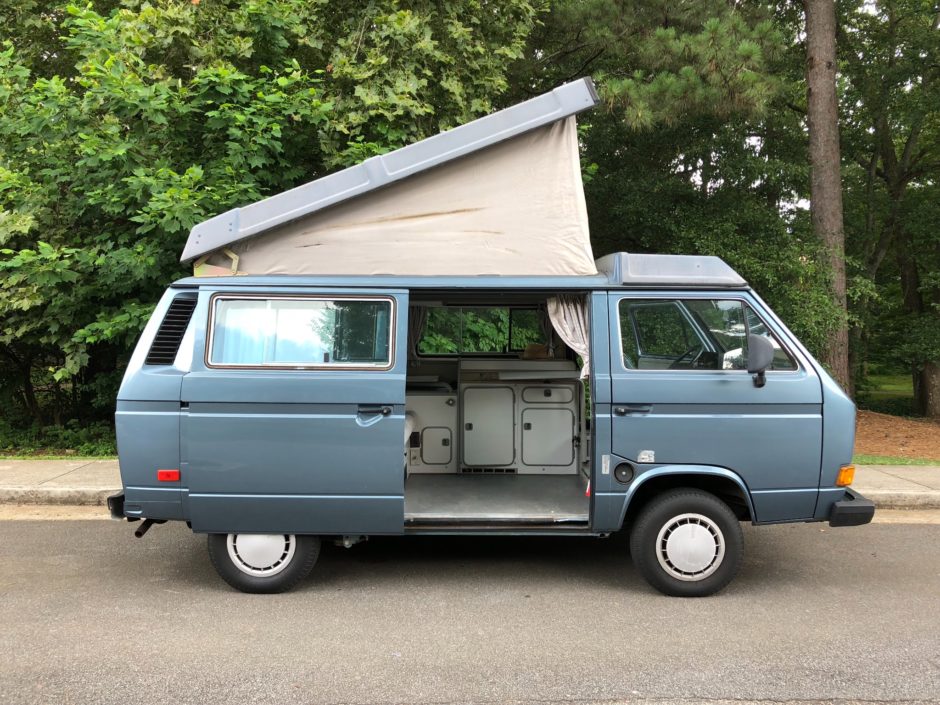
[655,513,725,581]
[207,533,321,594]
[629,489,743,597]
[226,534,296,578]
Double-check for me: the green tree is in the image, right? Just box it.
[0,0,542,439]
[838,0,940,416]
[509,0,841,357]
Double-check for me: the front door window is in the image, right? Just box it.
[619,299,796,371]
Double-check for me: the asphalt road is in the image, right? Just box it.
[0,519,938,705]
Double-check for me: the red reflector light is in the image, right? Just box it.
[157,469,180,482]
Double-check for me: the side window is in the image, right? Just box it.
[208,296,393,368]
[509,309,544,350]
[418,306,543,355]
[618,298,798,372]
[620,308,640,368]
[632,302,697,358]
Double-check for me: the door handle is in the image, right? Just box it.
[358,405,392,416]
[614,404,652,416]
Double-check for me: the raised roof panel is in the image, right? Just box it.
[181,78,599,263]
[595,253,748,288]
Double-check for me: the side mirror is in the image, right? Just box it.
[747,334,774,388]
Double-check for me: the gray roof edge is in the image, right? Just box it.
[595,253,748,287]
[170,273,610,289]
[181,77,600,262]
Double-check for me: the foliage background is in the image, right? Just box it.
[0,0,937,452]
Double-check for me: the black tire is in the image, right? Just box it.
[207,533,320,594]
[629,489,743,597]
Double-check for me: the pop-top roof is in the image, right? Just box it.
[181,78,600,264]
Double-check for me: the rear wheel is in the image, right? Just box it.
[207,533,320,593]
[629,489,743,597]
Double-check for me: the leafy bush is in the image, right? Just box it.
[0,419,116,456]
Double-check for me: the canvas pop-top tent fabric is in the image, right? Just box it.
[181,78,600,277]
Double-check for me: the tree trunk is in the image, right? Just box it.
[922,362,940,419]
[20,362,44,427]
[804,0,851,394]
[894,227,936,417]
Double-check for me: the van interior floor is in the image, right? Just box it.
[404,474,589,526]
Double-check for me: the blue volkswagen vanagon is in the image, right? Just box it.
[110,79,874,595]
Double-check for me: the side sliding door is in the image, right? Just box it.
[181,287,408,534]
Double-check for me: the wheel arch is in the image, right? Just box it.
[618,465,755,529]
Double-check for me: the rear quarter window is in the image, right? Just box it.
[207,295,394,369]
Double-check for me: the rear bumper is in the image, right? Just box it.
[828,488,875,527]
[107,492,125,520]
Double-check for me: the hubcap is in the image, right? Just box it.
[226,534,296,577]
[656,513,725,582]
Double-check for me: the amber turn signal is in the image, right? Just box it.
[836,465,855,487]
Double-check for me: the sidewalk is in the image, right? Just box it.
[1,459,939,509]
[0,459,119,506]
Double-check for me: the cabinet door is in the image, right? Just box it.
[421,427,453,465]
[522,408,575,466]
[462,386,515,466]
[521,386,575,404]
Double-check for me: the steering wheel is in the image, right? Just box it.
[669,345,704,369]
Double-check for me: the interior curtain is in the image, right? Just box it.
[408,306,429,358]
[547,295,590,378]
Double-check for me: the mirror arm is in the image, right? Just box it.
[752,370,766,388]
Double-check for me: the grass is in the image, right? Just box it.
[853,454,940,466]
[856,373,917,417]
[863,374,914,396]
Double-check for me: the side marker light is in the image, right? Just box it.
[836,465,855,487]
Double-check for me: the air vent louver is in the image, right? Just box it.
[144,295,197,365]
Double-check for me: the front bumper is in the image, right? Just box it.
[828,488,875,527]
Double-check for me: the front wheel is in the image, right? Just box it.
[207,533,320,593]
[629,489,743,597]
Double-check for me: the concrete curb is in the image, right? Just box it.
[864,490,940,510]
[0,487,120,506]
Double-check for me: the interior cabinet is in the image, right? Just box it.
[461,382,578,474]
[462,386,516,467]
[406,393,458,473]
[407,381,580,476]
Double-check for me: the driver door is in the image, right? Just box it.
[608,292,824,522]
